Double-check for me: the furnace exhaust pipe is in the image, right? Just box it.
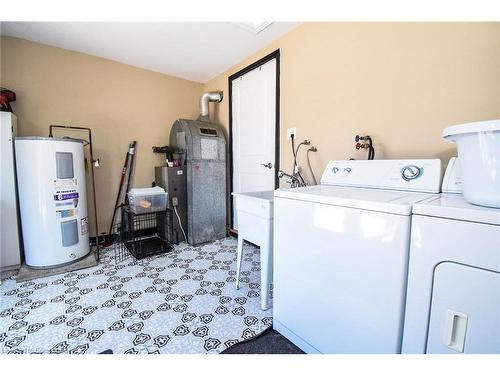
[199,91,223,122]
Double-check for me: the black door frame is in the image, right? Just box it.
[228,49,280,230]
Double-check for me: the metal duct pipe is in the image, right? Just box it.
[199,91,223,121]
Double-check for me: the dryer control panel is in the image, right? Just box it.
[321,159,442,193]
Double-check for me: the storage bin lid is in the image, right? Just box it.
[443,119,500,141]
[128,186,165,196]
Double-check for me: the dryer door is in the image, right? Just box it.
[426,262,500,354]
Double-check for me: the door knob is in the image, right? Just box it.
[261,162,273,169]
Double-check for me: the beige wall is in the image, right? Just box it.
[2,23,500,236]
[1,36,204,236]
[204,22,500,187]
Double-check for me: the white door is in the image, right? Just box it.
[231,58,277,229]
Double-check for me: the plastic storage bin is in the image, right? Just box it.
[128,187,168,214]
[443,119,500,208]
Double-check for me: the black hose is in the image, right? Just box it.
[291,137,305,184]
[295,142,306,184]
[366,136,375,160]
[291,136,297,172]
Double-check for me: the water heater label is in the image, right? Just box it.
[54,178,77,190]
[81,217,88,235]
[54,192,79,201]
[56,209,76,219]
[55,201,73,207]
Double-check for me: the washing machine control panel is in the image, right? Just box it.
[401,165,422,181]
[321,159,442,193]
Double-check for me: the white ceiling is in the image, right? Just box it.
[1,22,299,83]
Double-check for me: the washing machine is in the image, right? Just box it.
[402,158,500,354]
[273,159,442,354]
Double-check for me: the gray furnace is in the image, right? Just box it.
[169,91,226,245]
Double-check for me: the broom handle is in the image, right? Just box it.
[108,144,132,235]
[124,141,137,204]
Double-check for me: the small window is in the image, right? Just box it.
[61,219,79,247]
[176,131,186,150]
[199,127,218,137]
[56,152,74,179]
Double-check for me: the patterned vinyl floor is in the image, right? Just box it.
[0,237,272,354]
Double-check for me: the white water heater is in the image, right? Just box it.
[15,137,90,268]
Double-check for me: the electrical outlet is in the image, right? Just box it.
[287,128,297,140]
[172,197,178,206]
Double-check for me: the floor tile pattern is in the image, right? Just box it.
[0,238,272,354]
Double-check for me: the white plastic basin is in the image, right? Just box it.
[232,190,274,310]
[443,119,500,208]
[232,191,274,220]
[232,191,274,245]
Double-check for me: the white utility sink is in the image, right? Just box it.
[232,191,274,310]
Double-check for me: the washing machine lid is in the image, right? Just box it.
[274,185,435,215]
[412,194,500,225]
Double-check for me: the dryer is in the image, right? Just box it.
[273,159,442,353]
[402,158,500,354]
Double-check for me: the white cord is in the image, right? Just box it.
[173,205,187,243]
